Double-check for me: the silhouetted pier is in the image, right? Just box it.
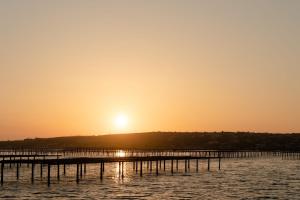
[0,149,299,186]
[1,155,220,186]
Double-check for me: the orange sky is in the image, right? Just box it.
[0,1,299,140]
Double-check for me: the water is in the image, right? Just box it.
[0,158,299,199]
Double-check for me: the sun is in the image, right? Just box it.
[114,113,128,130]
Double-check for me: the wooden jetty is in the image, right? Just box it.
[0,155,220,186]
[0,149,299,186]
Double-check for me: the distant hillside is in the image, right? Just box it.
[0,132,299,151]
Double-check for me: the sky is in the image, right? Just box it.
[0,0,299,140]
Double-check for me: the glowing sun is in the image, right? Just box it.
[114,113,128,130]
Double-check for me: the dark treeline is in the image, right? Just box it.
[0,132,299,151]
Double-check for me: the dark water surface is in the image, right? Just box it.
[0,158,299,199]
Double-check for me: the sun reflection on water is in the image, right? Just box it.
[112,160,132,183]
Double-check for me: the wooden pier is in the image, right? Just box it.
[0,155,220,186]
[0,149,299,186]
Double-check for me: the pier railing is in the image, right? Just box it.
[1,148,300,158]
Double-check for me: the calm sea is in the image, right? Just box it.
[0,157,299,199]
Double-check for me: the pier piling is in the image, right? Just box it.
[156,160,158,175]
[76,163,79,183]
[57,164,60,180]
[31,162,35,183]
[100,162,103,180]
[140,161,143,177]
[208,158,210,171]
[47,164,50,186]
[40,163,43,178]
[1,162,4,185]
[16,162,19,180]
[122,162,124,178]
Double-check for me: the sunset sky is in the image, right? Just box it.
[0,0,299,140]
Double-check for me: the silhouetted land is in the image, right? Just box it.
[0,132,299,151]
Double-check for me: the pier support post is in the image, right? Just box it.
[57,164,60,180]
[159,160,161,169]
[171,159,173,174]
[208,158,210,171]
[1,162,4,185]
[31,162,35,183]
[147,161,149,170]
[100,162,103,180]
[40,163,43,178]
[122,162,124,178]
[140,161,143,177]
[47,164,50,186]
[196,159,198,172]
[218,157,221,170]
[119,162,121,177]
[163,160,166,171]
[17,162,19,180]
[76,164,79,183]
[176,160,178,171]
[135,161,138,173]
[80,164,83,178]
[156,160,158,176]
[84,163,86,174]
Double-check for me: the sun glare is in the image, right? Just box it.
[116,150,126,157]
[114,113,128,130]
